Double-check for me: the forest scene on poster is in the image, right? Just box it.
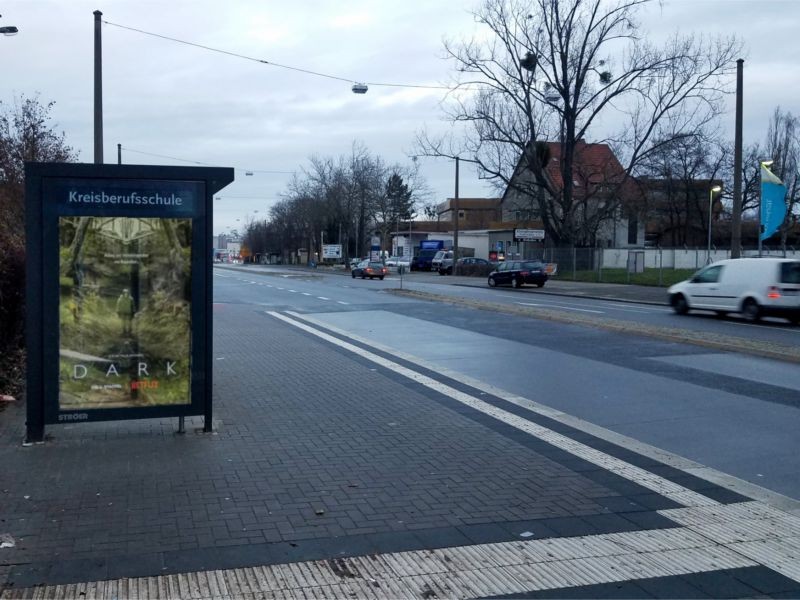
[58,216,192,409]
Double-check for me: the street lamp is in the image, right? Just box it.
[0,14,18,35]
[707,185,722,264]
[412,154,460,268]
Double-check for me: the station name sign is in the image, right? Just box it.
[53,179,198,216]
[67,190,184,207]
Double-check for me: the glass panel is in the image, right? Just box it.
[58,216,192,410]
[695,265,722,283]
[780,262,800,284]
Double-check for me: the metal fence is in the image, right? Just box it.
[520,246,800,286]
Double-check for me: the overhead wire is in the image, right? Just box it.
[121,147,295,174]
[102,20,452,91]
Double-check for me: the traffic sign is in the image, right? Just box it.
[514,228,545,241]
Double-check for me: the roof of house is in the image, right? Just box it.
[543,141,626,191]
[503,140,642,205]
[437,198,502,212]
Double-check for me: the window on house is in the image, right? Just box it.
[627,217,638,245]
[515,209,539,220]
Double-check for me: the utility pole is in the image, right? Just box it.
[93,10,103,164]
[730,59,744,258]
[453,156,460,266]
[117,143,121,165]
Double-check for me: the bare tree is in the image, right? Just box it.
[0,94,78,395]
[417,0,741,246]
[0,94,78,243]
[637,131,727,246]
[254,143,427,262]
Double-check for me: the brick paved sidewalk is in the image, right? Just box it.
[2,301,800,598]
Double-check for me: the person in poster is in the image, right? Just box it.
[115,288,136,335]
[58,216,192,410]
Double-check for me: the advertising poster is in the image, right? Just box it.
[322,244,342,260]
[58,216,192,410]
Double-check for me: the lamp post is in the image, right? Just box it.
[758,159,774,257]
[707,185,722,264]
[453,156,459,267]
[412,154,460,267]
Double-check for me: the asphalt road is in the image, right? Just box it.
[221,264,800,350]
[214,265,800,502]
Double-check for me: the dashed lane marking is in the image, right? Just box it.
[516,302,604,314]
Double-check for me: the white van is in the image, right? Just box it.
[668,258,800,323]
[431,250,453,273]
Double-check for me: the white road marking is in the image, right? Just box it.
[337,301,349,305]
[268,310,714,508]
[288,290,297,293]
[277,287,285,290]
[723,319,800,334]
[593,303,668,314]
[317,297,330,300]
[601,302,670,313]
[302,292,312,296]
[516,302,604,314]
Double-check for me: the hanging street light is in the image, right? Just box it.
[0,13,18,35]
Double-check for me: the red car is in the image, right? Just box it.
[351,260,387,280]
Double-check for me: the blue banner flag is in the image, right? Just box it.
[760,164,787,241]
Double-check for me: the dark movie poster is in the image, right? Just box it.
[58,216,192,409]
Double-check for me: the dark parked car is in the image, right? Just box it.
[351,260,387,280]
[487,260,548,288]
[411,249,439,271]
[438,256,489,275]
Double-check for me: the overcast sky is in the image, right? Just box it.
[3,0,799,235]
